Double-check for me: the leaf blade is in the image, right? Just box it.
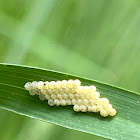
[0,63,140,140]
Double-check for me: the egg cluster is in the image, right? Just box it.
[24,79,116,117]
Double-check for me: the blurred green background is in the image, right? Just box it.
[0,0,139,140]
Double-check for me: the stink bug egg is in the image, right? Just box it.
[65,88,70,93]
[68,93,74,99]
[72,99,77,104]
[73,105,80,112]
[40,89,46,95]
[100,110,108,117]
[90,85,96,92]
[24,82,31,90]
[76,86,83,94]
[29,90,36,96]
[80,93,85,99]
[109,108,116,116]
[51,94,57,100]
[39,94,45,101]
[83,86,89,94]
[80,105,86,112]
[100,98,109,105]
[57,94,63,99]
[45,94,51,100]
[62,93,68,99]
[89,99,95,106]
[97,104,103,111]
[74,79,81,87]
[61,80,67,88]
[48,99,54,106]
[91,105,98,112]
[75,93,80,99]
[77,99,82,105]
[87,106,92,112]
[43,81,49,89]
[60,99,66,106]
[36,81,44,89]
[66,99,72,105]
[49,81,55,89]
[58,88,64,93]
[54,82,60,89]
[59,81,64,88]
[82,87,87,94]
[83,99,89,105]
[105,104,113,111]
[86,92,91,99]
[54,99,60,106]
[66,80,73,88]
[94,92,100,99]
[31,81,37,89]
[90,92,95,99]
[35,89,40,95]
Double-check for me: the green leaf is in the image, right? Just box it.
[0,63,139,140]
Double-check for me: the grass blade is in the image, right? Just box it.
[0,63,139,140]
